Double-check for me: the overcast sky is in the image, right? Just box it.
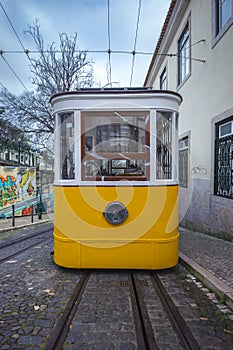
[0,0,171,95]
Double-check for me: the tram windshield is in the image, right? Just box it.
[81,111,150,181]
[57,110,176,182]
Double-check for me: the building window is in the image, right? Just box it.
[179,136,189,188]
[213,0,233,44]
[214,117,233,199]
[177,22,190,86]
[215,0,232,34]
[160,67,167,90]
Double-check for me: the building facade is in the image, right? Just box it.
[144,0,233,238]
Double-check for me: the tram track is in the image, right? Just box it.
[129,273,158,349]
[43,271,202,350]
[45,273,90,350]
[0,228,53,264]
[130,272,200,350]
[151,273,200,350]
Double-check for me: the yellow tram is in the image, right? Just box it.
[50,88,182,269]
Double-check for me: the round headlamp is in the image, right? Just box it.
[103,201,128,225]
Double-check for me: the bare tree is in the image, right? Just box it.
[0,21,94,151]
[25,20,94,95]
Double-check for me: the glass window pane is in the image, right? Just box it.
[179,136,189,187]
[156,111,173,179]
[220,122,232,137]
[160,67,167,90]
[58,112,75,180]
[81,112,149,181]
[178,22,190,85]
[221,0,231,27]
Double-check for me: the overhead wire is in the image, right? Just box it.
[0,2,26,53]
[0,1,32,91]
[0,0,206,93]
[107,0,112,86]
[129,0,142,87]
[0,1,54,118]
[0,53,29,91]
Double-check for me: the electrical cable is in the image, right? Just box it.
[0,54,29,91]
[129,0,142,87]
[0,1,33,91]
[107,0,112,86]
[0,0,206,92]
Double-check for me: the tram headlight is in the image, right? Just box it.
[103,202,128,225]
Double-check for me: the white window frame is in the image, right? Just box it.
[177,19,191,88]
[178,132,190,188]
[213,114,233,199]
[212,0,233,47]
[219,119,233,137]
[160,66,167,90]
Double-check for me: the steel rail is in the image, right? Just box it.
[0,234,52,264]
[151,272,201,350]
[129,273,159,350]
[0,226,53,249]
[44,273,90,350]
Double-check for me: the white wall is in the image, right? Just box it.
[146,0,233,237]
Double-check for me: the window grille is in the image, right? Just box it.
[214,118,233,199]
[179,137,189,188]
[156,112,172,179]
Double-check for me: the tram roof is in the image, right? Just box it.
[50,87,182,104]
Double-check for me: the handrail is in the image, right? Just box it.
[0,193,51,218]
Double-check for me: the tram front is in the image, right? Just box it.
[51,88,182,269]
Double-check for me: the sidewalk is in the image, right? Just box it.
[0,212,53,233]
[179,226,233,311]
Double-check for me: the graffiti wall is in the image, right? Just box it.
[17,168,36,201]
[0,166,36,209]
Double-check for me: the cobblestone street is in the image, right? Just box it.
[0,222,232,349]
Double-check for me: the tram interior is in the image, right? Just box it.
[59,110,173,181]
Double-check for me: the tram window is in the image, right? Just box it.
[58,112,75,180]
[81,111,149,180]
[156,111,173,179]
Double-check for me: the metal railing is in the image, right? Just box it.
[0,193,51,227]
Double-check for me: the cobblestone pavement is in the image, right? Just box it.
[0,223,232,349]
[0,236,85,349]
[179,227,233,289]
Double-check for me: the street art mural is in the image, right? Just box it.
[0,167,36,210]
[17,168,36,201]
[0,173,18,208]
[0,166,53,218]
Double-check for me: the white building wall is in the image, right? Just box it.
[146,0,233,238]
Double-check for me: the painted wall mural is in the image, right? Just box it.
[0,166,53,218]
[0,166,36,209]
[0,173,17,208]
[17,168,36,201]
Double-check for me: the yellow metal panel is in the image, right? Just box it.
[53,185,179,269]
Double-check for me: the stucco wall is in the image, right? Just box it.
[147,0,233,237]
[179,179,233,240]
